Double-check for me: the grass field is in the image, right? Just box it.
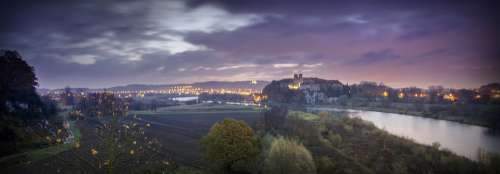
[122,106,262,169]
[129,103,262,115]
[133,108,261,167]
[6,104,262,173]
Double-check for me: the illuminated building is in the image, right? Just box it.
[288,83,301,90]
[492,90,500,99]
[474,94,481,100]
[382,91,389,97]
[288,73,303,90]
[398,92,404,99]
[419,93,426,97]
[443,93,457,102]
[252,94,267,103]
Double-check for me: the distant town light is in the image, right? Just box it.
[443,93,457,102]
[91,148,98,156]
[288,83,301,90]
[398,92,404,99]
[382,91,389,97]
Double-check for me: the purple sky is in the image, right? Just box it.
[1,0,499,89]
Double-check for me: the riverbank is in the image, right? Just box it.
[312,103,499,129]
[262,110,500,173]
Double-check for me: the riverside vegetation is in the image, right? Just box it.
[194,107,500,174]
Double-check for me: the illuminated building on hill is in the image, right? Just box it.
[288,73,303,90]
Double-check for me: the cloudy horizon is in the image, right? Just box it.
[1,0,499,89]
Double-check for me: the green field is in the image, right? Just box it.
[130,103,262,115]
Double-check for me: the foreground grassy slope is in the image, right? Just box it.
[0,111,81,172]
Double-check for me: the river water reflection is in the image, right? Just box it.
[309,107,500,160]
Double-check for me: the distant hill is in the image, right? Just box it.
[263,77,348,104]
[191,81,269,90]
[106,84,176,91]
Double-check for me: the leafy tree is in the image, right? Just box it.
[62,86,75,106]
[0,50,45,120]
[75,93,128,118]
[262,106,288,132]
[201,118,261,174]
[263,137,316,174]
[59,94,175,173]
[0,50,59,157]
[316,156,337,174]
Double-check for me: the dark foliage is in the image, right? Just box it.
[201,118,261,174]
[261,106,288,133]
[0,50,49,120]
[74,93,128,118]
[0,50,59,157]
[260,109,500,174]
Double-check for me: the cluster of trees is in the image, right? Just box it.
[0,50,57,121]
[199,106,499,174]
[264,79,500,105]
[256,108,500,174]
[349,82,500,105]
[73,93,129,118]
[263,78,500,129]
[0,50,59,157]
[200,118,317,174]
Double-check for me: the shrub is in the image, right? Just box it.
[263,137,316,174]
[201,119,261,174]
[316,156,337,174]
[327,132,342,147]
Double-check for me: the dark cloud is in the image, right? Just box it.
[1,0,499,88]
[348,49,400,65]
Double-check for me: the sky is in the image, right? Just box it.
[1,0,499,89]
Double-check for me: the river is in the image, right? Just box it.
[309,107,500,160]
[171,96,198,102]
